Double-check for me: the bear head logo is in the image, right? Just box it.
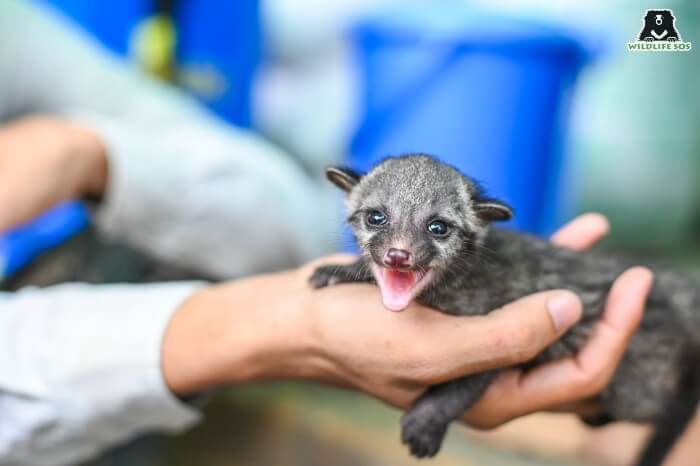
[638,9,682,42]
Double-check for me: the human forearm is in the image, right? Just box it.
[0,116,107,231]
[61,118,108,197]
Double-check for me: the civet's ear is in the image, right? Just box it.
[474,198,513,223]
[325,166,362,193]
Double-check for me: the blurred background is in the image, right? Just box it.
[1,0,699,465]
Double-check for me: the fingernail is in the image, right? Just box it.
[547,293,581,332]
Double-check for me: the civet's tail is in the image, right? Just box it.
[635,351,700,466]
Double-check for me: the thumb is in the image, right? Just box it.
[441,290,582,380]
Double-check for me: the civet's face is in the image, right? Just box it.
[327,156,511,311]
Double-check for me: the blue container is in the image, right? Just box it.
[349,5,595,234]
[175,0,262,127]
[38,0,152,56]
[39,0,262,127]
[0,202,89,280]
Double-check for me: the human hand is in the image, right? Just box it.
[162,213,651,430]
[463,213,653,428]
[0,116,107,232]
[162,254,584,398]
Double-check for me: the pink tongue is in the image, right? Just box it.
[379,269,418,311]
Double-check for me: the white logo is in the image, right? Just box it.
[627,9,692,52]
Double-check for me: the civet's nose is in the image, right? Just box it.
[384,248,413,269]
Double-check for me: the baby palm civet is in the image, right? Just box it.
[310,154,700,466]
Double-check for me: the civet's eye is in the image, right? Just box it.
[427,220,449,237]
[366,210,388,226]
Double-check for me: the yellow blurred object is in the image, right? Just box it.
[130,14,176,80]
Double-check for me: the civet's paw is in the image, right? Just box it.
[401,406,449,458]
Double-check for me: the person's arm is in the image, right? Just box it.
[0,282,203,466]
[0,215,651,466]
[0,268,576,466]
[160,215,652,428]
[0,0,335,278]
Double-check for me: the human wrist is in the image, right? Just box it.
[218,275,328,384]
[15,115,108,198]
[161,275,324,396]
[161,286,238,396]
[61,119,108,198]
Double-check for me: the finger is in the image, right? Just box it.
[550,213,610,252]
[433,290,583,382]
[466,370,605,427]
[469,267,652,425]
[548,398,603,417]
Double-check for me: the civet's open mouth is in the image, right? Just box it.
[372,264,434,311]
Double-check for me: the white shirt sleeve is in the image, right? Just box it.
[0,0,339,280]
[0,282,204,466]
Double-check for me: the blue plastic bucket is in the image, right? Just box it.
[38,0,152,56]
[39,0,262,127]
[175,0,261,127]
[349,6,595,234]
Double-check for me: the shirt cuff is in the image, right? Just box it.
[60,111,170,244]
[64,109,341,280]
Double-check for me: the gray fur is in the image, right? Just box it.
[310,154,700,461]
